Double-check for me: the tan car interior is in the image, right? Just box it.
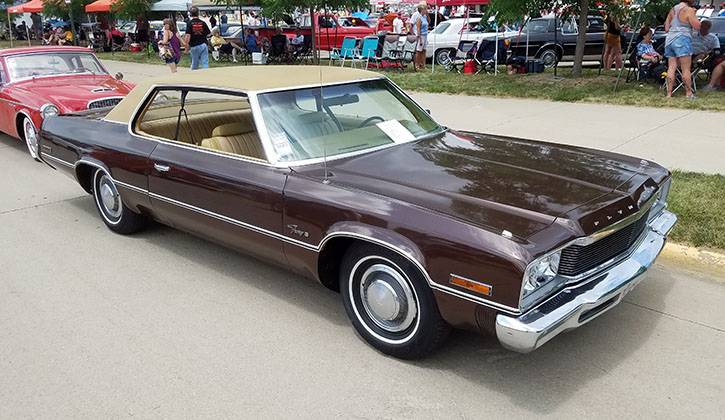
[137,97,266,161]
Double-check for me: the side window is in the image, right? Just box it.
[587,18,605,33]
[561,20,578,35]
[136,88,267,161]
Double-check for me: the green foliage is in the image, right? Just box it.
[42,0,95,20]
[114,0,161,21]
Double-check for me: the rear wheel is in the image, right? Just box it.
[22,116,40,161]
[92,169,147,234]
[340,242,450,359]
[538,48,558,67]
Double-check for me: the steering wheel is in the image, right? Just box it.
[358,116,385,128]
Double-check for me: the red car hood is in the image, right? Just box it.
[13,75,133,113]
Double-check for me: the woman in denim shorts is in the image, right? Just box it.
[664,0,701,98]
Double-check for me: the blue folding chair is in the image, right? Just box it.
[350,36,379,69]
[329,37,357,66]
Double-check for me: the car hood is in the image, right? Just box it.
[13,75,132,113]
[296,131,669,241]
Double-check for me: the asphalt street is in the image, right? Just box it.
[1,122,724,418]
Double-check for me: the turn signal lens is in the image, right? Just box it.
[450,275,492,296]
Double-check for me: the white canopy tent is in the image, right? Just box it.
[151,0,192,11]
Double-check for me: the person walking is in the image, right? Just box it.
[160,18,185,73]
[185,7,211,70]
[603,16,623,71]
[410,2,429,70]
[664,0,701,98]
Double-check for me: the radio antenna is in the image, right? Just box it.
[319,34,329,185]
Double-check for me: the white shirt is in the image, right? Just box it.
[393,17,404,34]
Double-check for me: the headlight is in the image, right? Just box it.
[40,103,59,119]
[520,251,562,311]
[523,251,561,294]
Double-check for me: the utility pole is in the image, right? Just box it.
[65,0,78,46]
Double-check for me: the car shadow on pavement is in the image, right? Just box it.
[67,196,675,414]
[68,197,350,327]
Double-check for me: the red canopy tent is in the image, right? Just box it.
[85,0,120,13]
[8,0,45,14]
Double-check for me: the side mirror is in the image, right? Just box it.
[425,109,431,114]
[114,72,124,81]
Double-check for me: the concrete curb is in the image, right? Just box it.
[659,242,725,282]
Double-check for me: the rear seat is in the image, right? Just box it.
[200,121,265,160]
[139,109,255,145]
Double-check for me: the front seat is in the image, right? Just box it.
[201,122,266,160]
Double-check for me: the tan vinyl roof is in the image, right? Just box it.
[105,66,381,123]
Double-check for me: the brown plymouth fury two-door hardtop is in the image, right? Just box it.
[38,67,676,359]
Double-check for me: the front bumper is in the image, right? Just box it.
[495,209,677,353]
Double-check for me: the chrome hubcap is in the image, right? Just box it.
[24,119,38,158]
[99,175,121,218]
[360,264,417,333]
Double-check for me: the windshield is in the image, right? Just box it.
[5,52,107,81]
[257,79,441,163]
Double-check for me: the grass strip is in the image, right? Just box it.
[669,171,725,251]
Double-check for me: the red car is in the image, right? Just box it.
[0,46,133,160]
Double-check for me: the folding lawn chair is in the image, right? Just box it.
[370,34,399,70]
[267,34,292,64]
[445,40,477,73]
[293,35,312,64]
[626,48,655,83]
[474,37,508,74]
[350,36,379,69]
[329,37,357,66]
[389,35,417,71]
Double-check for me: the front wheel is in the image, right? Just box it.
[92,169,147,234]
[22,116,40,161]
[340,242,450,359]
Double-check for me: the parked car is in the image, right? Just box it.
[38,66,676,359]
[427,17,516,65]
[0,46,133,160]
[494,16,626,67]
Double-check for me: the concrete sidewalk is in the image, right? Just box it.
[103,60,724,174]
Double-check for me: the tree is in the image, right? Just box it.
[113,0,161,21]
[43,0,95,21]
[488,0,679,77]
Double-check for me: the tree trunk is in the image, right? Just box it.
[309,4,318,64]
[572,0,590,77]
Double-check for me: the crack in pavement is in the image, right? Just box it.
[623,300,725,333]
[480,102,572,131]
[0,196,86,216]
[609,110,694,152]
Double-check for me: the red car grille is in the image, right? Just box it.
[87,97,123,109]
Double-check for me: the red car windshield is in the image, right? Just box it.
[5,52,107,82]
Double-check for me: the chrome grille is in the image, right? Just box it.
[558,211,650,277]
[87,97,123,109]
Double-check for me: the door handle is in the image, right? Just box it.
[154,163,170,172]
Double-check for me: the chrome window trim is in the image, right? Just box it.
[3,51,109,85]
[517,187,665,312]
[126,78,444,169]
